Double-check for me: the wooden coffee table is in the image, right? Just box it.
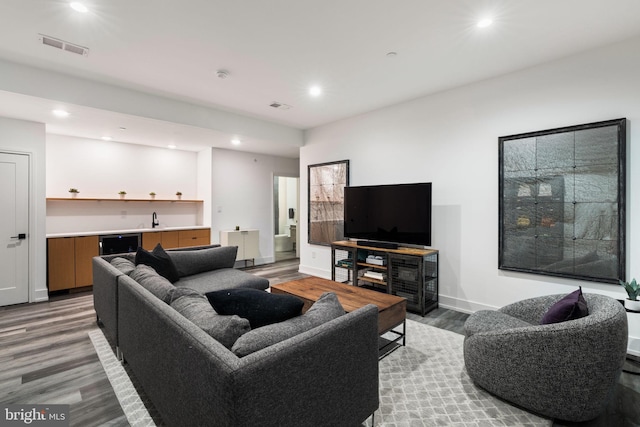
[271,276,406,357]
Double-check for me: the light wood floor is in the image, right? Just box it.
[1,258,638,426]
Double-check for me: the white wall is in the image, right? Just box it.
[210,149,299,264]
[46,134,201,233]
[301,35,640,312]
[0,117,47,302]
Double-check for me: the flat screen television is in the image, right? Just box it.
[344,182,432,247]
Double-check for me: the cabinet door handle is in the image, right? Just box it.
[10,233,27,240]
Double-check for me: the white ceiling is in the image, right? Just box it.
[1,0,640,155]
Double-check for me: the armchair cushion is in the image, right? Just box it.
[464,310,532,337]
[541,287,589,325]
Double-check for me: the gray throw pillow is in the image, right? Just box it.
[168,246,238,277]
[231,292,345,357]
[170,292,251,349]
[130,264,175,303]
[110,256,135,275]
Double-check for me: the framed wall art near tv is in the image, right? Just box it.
[499,118,626,284]
[308,160,349,246]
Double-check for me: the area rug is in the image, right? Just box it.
[375,320,552,426]
[90,320,552,427]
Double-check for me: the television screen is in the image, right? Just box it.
[344,183,432,246]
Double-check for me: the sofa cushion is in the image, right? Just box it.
[176,268,269,294]
[541,287,589,325]
[135,244,180,283]
[205,288,304,328]
[231,292,345,357]
[130,264,175,303]
[110,256,135,275]
[170,290,251,349]
[168,246,238,277]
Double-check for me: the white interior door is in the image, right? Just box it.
[0,152,29,306]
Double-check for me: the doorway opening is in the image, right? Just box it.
[273,175,299,262]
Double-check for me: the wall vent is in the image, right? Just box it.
[38,34,89,56]
[269,102,292,110]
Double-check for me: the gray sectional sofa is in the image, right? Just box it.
[93,245,269,350]
[93,245,380,426]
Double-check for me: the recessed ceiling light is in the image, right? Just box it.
[231,138,241,146]
[168,144,177,149]
[477,18,493,28]
[69,2,88,13]
[309,85,322,97]
[101,136,112,141]
[52,109,69,118]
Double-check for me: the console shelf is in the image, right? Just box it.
[331,240,439,316]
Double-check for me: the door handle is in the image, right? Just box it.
[10,233,26,240]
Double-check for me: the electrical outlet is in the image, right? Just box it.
[312,251,316,259]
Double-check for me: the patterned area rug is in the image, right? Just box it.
[376,320,552,427]
[90,320,551,427]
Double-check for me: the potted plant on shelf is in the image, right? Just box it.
[68,188,79,198]
[176,191,182,200]
[149,192,156,200]
[620,278,640,312]
[118,190,127,199]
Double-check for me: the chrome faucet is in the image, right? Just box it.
[152,212,159,228]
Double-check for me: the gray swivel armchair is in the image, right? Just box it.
[463,293,628,422]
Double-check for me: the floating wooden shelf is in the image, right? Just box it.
[47,197,202,203]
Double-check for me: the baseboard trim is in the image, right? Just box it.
[437,296,499,314]
[298,264,330,279]
[33,288,49,303]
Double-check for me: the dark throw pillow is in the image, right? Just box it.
[205,288,304,328]
[541,286,589,325]
[135,244,180,283]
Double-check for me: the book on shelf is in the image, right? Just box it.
[363,271,386,281]
[336,259,353,268]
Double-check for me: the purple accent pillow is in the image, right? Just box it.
[541,287,589,325]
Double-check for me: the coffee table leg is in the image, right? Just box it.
[378,321,406,359]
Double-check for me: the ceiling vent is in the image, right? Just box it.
[38,34,89,56]
[269,102,292,110]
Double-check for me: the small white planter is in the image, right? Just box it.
[625,299,640,312]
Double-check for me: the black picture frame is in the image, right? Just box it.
[308,160,349,246]
[499,118,626,284]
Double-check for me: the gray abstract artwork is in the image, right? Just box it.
[499,119,626,283]
[308,160,349,245]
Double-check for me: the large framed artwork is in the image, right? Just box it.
[499,118,626,284]
[308,160,349,246]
